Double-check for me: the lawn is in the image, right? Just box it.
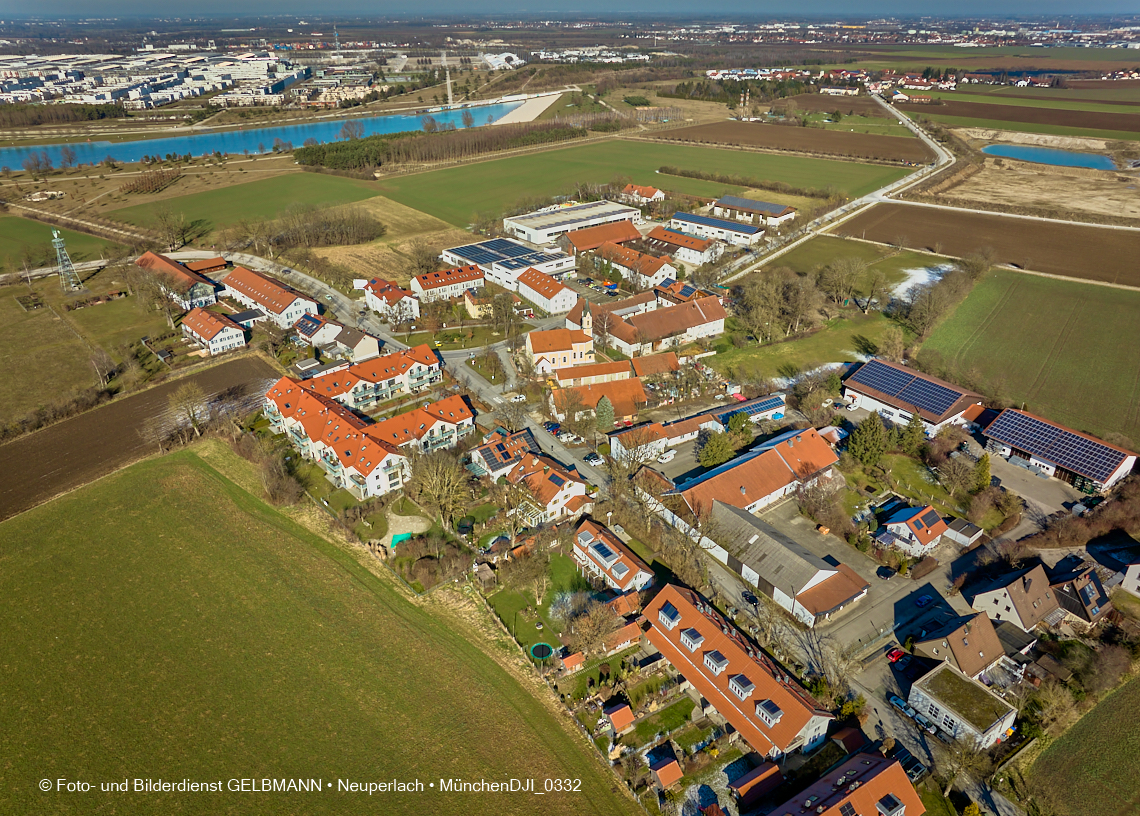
[403,325,513,350]
[0,215,122,268]
[806,112,915,138]
[771,235,949,293]
[922,270,1140,443]
[107,172,381,233]
[0,448,637,816]
[1030,674,1140,816]
[70,295,172,355]
[468,356,505,385]
[709,311,898,382]
[376,140,909,226]
[621,697,697,746]
[487,587,560,653]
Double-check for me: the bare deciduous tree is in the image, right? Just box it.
[567,600,621,657]
[168,382,208,438]
[409,451,468,528]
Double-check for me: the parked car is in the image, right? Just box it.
[741,591,759,606]
[584,452,603,466]
[657,450,676,464]
[510,394,527,403]
[914,594,934,608]
[558,432,574,443]
[914,713,938,735]
[877,566,896,581]
[543,422,560,433]
[895,655,912,671]
[846,402,859,412]
[886,648,906,663]
[889,695,916,719]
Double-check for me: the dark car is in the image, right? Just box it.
[741,591,759,606]
[914,594,934,608]
[877,566,896,581]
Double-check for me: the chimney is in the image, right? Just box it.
[740,485,747,495]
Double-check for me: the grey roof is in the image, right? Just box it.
[993,619,1036,657]
[715,194,793,216]
[946,518,982,537]
[711,502,833,593]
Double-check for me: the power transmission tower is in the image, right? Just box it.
[52,229,82,291]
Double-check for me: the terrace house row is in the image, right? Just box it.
[295,344,443,411]
[222,266,318,329]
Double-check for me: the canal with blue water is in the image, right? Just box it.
[0,101,523,169]
[981,143,1117,170]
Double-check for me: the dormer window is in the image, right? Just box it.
[703,650,728,676]
[658,602,680,631]
[679,628,704,652]
[729,674,755,700]
[755,699,783,727]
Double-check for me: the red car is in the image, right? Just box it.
[887,648,906,663]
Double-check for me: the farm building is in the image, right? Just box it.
[551,379,649,424]
[561,220,642,254]
[631,352,681,379]
[982,408,1136,492]
[572,518,653,593]
[594,242,676,289]
[525,328,594,374]
[135,251,218,310]
[645,226,723,267]
[516,267,578,314]
[908,663,1016,748]
[183,256,228,274]
[503,200,641,244]
[180,307,246,355]
[553,360,631,387]
[668,212,764,247]
[410,265,485,303]
[767,753,922,816]
[222,266,317,329]
[363,278,420,322]
[712,195,797,227]
[441,238,573,290]
[843,359,983,435]
[644,584,833,758]
[622,183,665,205]
[708,503,869,627]
[599,296,726,357]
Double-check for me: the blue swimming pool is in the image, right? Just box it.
[0,101,523,170]
[981,144,1117,170]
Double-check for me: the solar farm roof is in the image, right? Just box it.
[448,238,567,270]
[673,212,762,235]
[986,409,1130,483]
[846,359,974,421]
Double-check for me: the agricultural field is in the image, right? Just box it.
[919,88,1140,114]
[765,235,949,294]
[107,172,381,234]
[780,94,889,118]
[903,100,1140,133]
[922,269,1140,442]
[0,447,638,816]
[1029,674,1140,816]
[0,215,122,269]
[375,140,910,226]
[655,121,932,164]
[834,202,1140,287]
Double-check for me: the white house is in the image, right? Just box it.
[595,242,676,289]
[645,226,723,267]
[135,251,218,310]
[507,454,593,525]
[410,265,484,303]
[668,212,764,247]
[503,200,641,244]
[1121,561,1140,600]
[525,328,594,375]
[712,195,797,227]
[516,267,578,314]
[881,505,949,558]
[572,518,653,593]
[843,358,984,435]
[622,183,665,205]
[222,266,317,329]
[299,344,442,410]
[908,663,1017,748]
[181,307,247,355]
[363,278,420,322]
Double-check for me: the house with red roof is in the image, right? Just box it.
[181,307,247,355]
[222,266,318,329]
[727,762,783,809]
[410,264,484,302]
[622,183,665,205]
[645,584,833,758]
[300,344,441,410]
[882,505,949,557]
[603,702,635,735]
[562,220,642,254]
[363,278,420,322]
[596,241,676,289]
[649,758,683,790]
[506,454,592,525]
[525,328,594,374]
[553,360,631,387]
[516,267,578,314]
[646,226,723,267]
[135,251,218,310]
[768,752,925,816]
[551,379,649,424]
[572,518,653,593]
[468,427,541,481]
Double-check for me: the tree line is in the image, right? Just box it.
[0,103,127,128]
[657,165,841,201]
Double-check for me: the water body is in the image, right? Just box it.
[982,143,1117,170]
[0,101,523,170]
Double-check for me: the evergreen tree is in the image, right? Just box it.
[973,453,991,493]
[727,411,752,444]
[901,412,926,457]
[595,396,614,436]
[699,432,736,468]
[849,413,887,468]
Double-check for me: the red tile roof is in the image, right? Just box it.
[645,585,831,756]
[517,267,574,301]
[414,264,483,291]
[554,360,631,383]
[562,651,585,671]
[597,242,672,280]
[727,762,783,806]
[576,518,652,593]
[650,758,684,789]
[183,256,227,273]
[363,396,473,448]
[604,703,635,732]
[622,296,726,345]
[565,220,641,252]
[647,226,715,252]
[181,307,243,341]
[507,454,586,509]
[554,379,648,420]
[631,352,681,378]
[224,266,313,315]
[624,183,662,199]
[529,328,592,354]
[135,251,213,292]
[795,564,870,617]
[364,277,415,305]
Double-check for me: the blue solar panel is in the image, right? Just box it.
[549,474,565,487]
[848,360,913,397]
[897,378,961,417]
[449,240,568,270]
[717,396,784,424]
[672,212,762,235]
[987,410,1127,482]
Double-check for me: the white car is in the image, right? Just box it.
[510,394,527,403]
[846,402,859,412]
[657,450,676,464]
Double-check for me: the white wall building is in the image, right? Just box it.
[516,268,578,314]
[410,265,484,303]
[222,266,317,329]
[908,664,1017,748]
[181,307,247,355]
[503,200,641,244]
[668,212,764,247]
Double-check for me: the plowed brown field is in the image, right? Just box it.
[655,121,932,163]
[0,356,277,521]
[780,94,888,116]
[900,99,1140,132]
[834,203,1140,286]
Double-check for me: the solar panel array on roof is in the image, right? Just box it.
[449,240,567,270]
[716,195,789,216]
[716,396,784,424]
[897,379,962,418]
[848,359,969,419]
[674,212,762,235]
[986,410,1128,482]
[920,509,941,528]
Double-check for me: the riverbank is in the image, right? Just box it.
[491,93,564,125]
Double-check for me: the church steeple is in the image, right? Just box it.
[580,298,593,333]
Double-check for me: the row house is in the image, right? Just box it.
[363,278,420,322]
[222,266,318,329]
[300,344,442,411]
[645,226,723,267]
[411,264,484,303]
[181,307,247,356]
[135,251,218,310]
[572,518,653,593]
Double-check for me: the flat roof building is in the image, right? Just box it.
[504,200,641,244]
[668,212,764,247]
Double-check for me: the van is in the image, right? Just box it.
[657,450,676,464]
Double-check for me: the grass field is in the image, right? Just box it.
[375,140,909,226]
[769,235,948,293]
[107,173,381,233]
[1030,674,1140,816]
[922,270,1140,442]
[807,112,914,138]
[0,448,637,816]
[0,215,122,268]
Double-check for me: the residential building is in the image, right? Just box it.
[767,753,925,816]
[912,613,1004,679]
[503,200,640,244]
[516,267,578,314]
[595,242,676,289]
[712,195,797,227]
[654,279,708,305]
[180,307,246,355]
[506,454,592,525]
[622,183,665,205]
[600,295,727,357]
[908,663,1017,747]
[843,359,983,435]
[563,220,642,254]
[553,360,631,387]
[299,344,442,410]
[966,564,1062,633]
[134,251,218,310]
[442,238,574,290]
[358,393,477,454]
[881,505,949,558]
[668,212,764,247]
[645,226,723,267]
[565,290,658,333]
[644,585,833,758]
[572,518,653,593]
[326,328,381,364]
[1122,560,1140,599]
[467,427,541,481]
[551,379,649,424]
[363,278,420,322]
[708,502,869,627]
[1048,560,1112,627]
[410,264,484,303]
[983,408,1137,492]
[525,328,594,374]
[293,313,345,348]
[222,266,318,329]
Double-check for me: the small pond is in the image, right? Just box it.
[981,144,1116,170]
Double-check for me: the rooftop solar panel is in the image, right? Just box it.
[920,509,941,528]
[673,212,762,234]
[897,378,962,417]
[986,410,1127,482]
[848,359,914,398]
[549,474,565,487]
